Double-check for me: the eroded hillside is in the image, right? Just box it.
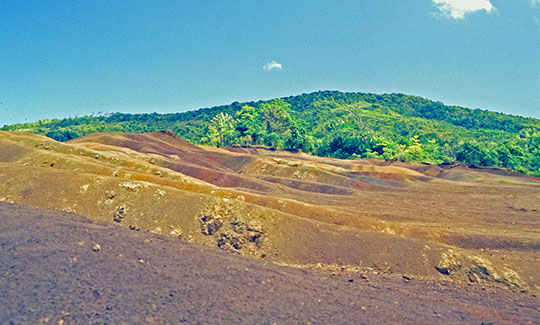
[1,130,539,292]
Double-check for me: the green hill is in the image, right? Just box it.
[3,91,539,176]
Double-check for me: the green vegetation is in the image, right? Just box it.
[3,91,539,176]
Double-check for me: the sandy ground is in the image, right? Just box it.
[1,202,539,324]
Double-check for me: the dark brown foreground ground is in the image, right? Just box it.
[1,202,538,324]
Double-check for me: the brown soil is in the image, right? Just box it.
[1,202,539,324]
[0,130,539,294]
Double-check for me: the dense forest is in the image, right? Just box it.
[3,91,540,176]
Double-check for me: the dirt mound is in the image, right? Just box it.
[1,202,538,324]
[1,130,539,292]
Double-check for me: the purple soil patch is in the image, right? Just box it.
[0,202,539,324]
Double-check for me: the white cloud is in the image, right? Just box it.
[433,0,495,19]
[531,0,540,6]
[263,60,282,71]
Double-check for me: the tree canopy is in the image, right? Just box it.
[3,91,539,176]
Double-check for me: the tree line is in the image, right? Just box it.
[2,91,539,176]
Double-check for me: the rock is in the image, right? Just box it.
[199,206,266,255]
[92,244,101,252]
[113,205,127,223]
[199,215,223,235]
[156,188,166,197]
[435,249,525,289]
[104,191,116,199]
[169,228,182,238]
[231,218,244,234]
[120,182,143,192]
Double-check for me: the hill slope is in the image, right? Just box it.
[2,202,539,323]
[1,130,539,292]
[2,91,539,176]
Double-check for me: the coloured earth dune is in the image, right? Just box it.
[1,130,539,293]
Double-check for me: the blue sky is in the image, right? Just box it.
[1,0,539,126]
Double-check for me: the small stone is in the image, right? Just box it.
[92,244,101,252]
[156,188,166,196]
[139,259,145,264]
[104,191,116,199]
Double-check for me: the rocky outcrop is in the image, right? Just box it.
[199,202,265,257]
[435,249,525,289]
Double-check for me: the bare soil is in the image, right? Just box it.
[1,202,539,324]
[1,130,539,298]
